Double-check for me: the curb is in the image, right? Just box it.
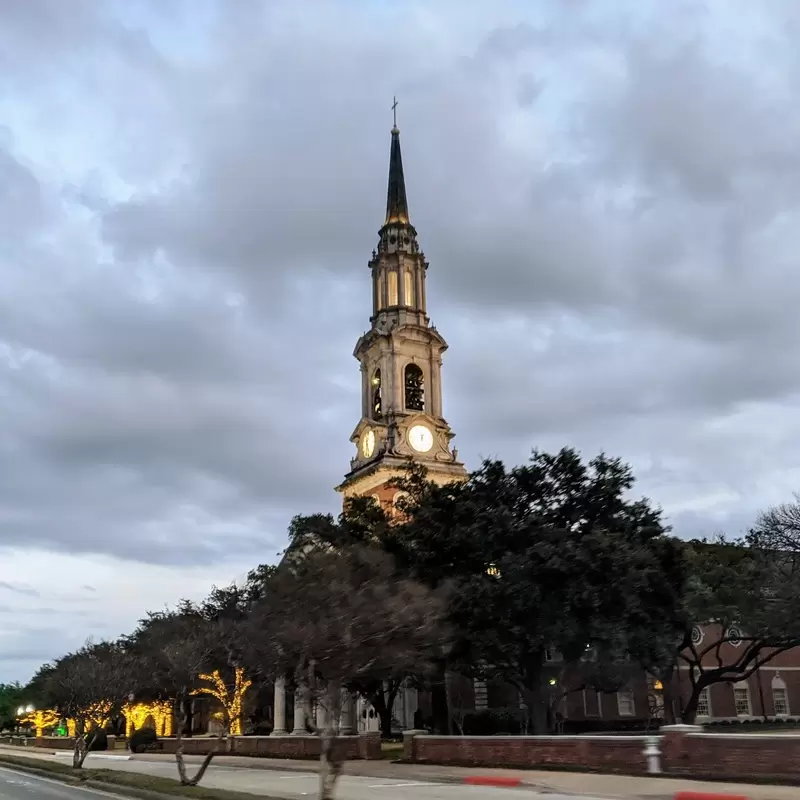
[463,776,523,788]
[674,793,750,800]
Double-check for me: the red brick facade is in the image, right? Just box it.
[460,624,800,729]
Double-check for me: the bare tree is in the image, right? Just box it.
[126,606,229,786]
[249,545,450,800]
[44,641,134,769]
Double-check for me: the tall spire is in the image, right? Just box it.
[384,98,409,226]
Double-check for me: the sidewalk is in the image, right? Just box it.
[1,743,798,800]
[130,751,800,798]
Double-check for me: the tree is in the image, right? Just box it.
[248,545,450,800]
[283,506,410,738]
[126,606,227,785]
[193,667,252,735]
[385,449,687,734]
[42,641,134,768]
[0,682,23,730]
[672,528,800,723]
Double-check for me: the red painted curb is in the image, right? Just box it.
[463,776,522,788]
[674,792,749,800]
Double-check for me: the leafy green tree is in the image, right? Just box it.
[283,505,408,738]
[42,641,135,768]
[247,544,449,800]
[125,606,224,786]
[386,448,687,733]
[0,682,23,730]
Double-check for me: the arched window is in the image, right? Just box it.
[388,271,398,306]
[404,363,424,411]
[404,269,414,307]
[371,369,382,419]
[376,273,385,311]
[772,674,789,716]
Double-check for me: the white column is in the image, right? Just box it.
[271,677,287,735]
[340,690,356,735]
[291,688,307,735]
[315,699,328,732]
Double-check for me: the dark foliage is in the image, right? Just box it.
[129,727,160,754]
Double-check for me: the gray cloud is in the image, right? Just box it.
[3,0,800,678]
[0,582,40,598]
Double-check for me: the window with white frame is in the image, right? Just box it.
[696,688,711,718]
[772,675,789,716]
[773,687,789,716]
[617,689,635,716]
[733,684,751,716]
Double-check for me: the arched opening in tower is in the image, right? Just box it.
[372,369,382,419]
[404,364,425,412]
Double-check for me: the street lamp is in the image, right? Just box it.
[25,704,34,713]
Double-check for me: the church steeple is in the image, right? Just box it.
[335,109,467,507]
[384,125,409,226]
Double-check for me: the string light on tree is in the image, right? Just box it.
[19,708,59,737]
[194,667,252,736]
[123,701,174,737]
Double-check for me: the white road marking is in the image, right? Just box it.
[367,782,435,788]
[278,774,316,779]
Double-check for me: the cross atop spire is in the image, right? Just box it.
[391,96,399,131]
[384,108,409,226]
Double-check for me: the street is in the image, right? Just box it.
[0,767,117,800]
[0,756,610,800]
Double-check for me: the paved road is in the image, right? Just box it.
[10,754,610,800]
[0,766,116,800]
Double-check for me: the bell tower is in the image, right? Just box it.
[336,111,467,507]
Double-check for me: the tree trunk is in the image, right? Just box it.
[182,696,193,736]
[72,736,86,769]
[522,681,549,735]
[318,681,343,800]
[173,696,222,787]
[72,726,97,769]
[369,680,400,739]
[681,688,700,724]
[429,661,449,734]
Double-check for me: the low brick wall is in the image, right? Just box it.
[404,727,800,782]
[34,737,75,750]
[404,733,649,772]
[663,730,800,782]
[0,736,118,751]
[156,733,381,760]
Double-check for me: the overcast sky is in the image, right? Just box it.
[3,0,800,683]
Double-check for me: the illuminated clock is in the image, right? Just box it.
[408,424,433,453]
[361,428,376,458]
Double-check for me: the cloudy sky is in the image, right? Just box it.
[3,0,800,682]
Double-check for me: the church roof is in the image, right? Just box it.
[384,126,409,226]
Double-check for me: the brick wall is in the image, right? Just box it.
[662,729,800,781]
[404,733,650,772]
[157,733,381,760]
[404,727,800,781]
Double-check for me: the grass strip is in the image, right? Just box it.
[0,753,283,800]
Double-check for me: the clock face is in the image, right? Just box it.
[408,424,434,453]
[361,428,376,458]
